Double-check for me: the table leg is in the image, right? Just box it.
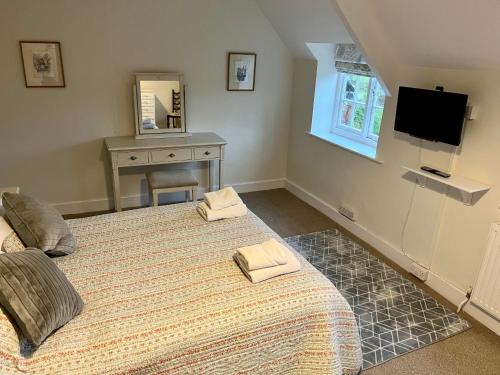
[208,160,213,192]
[219,159,224,190]
[112,166,122,212]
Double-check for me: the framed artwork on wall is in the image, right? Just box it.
[20,41,65,88]
[227,52,256,91]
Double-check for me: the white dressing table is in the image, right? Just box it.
[105,132,226,211]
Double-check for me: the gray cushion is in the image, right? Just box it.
[147,170,199,189]
[2,193,76,256]
[0,248,84,346]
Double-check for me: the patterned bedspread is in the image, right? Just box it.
[0,203,361,374]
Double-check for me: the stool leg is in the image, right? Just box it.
[192,187,197,202]
[185,190,190,202]
[153,190,159,206]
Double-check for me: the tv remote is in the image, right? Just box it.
[420,166,451,178]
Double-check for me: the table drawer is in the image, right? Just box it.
[116,151,149,166]
[150,148,192,163]
[194,146,220,160]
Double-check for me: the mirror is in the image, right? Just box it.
[134,73,187,138]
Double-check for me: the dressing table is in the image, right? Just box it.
[105,72,227,211]
[105,133,226,211]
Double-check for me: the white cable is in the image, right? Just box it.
[457,297,469,313]
[427,144,459,270]
[457,287,472,313]
[401,139,423,255]
[400,181,417,255]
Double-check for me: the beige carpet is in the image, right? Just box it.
[240,189,500,375]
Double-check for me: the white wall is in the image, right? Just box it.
[359,0,500,70]
[284,0,500,333]
[256,0,352,58]
[307,43,338,134]
[287,59,500,300]
[332,0,399,95]
[0,0,292,210]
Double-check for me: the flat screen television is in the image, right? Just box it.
[394,86,468,146]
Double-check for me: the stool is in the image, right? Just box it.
[146,170,198,206]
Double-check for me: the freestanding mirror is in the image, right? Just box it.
[134,73,188,138]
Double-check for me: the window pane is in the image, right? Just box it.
[376,94,385,107]
[355,76,370,103]
[374,80,385,107]
[333,73,385,140]
[371,107,383,136]
[344,76,356,100]
[341,102,353,125]
[353,105,365,130]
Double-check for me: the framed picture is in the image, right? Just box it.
[227,52,256,91]
[20,41,65,88]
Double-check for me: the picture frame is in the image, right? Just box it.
[20,41,65,88]
[227,52,256,91]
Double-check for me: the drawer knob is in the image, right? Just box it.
[169,153,176,158]
[130,156,137,160]
[204,151,211,156]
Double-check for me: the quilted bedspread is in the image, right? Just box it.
[0,203,361,374]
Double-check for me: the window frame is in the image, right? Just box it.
[331,72,383,146]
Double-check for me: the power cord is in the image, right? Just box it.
[400,139,422,255]
[400,141,472,311]
[457,287,473,313]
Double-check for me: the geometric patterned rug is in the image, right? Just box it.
[285,229,471,370]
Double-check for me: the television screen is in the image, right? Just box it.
[394,87,468,146]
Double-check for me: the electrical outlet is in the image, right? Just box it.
[339,204,357,221]
[410,262,429,281]
[465,286,473,298]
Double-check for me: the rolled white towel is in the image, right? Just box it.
[234,239,288,271]
[204,186,241,210]
[234,240,302,283]
[196,201,247,222]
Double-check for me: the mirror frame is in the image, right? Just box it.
[134,72,187,138]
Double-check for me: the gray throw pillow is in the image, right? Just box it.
[2,193,76,256]
[0,248,84,346]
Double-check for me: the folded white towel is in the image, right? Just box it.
[204,187,241,210]
[234,241,302,283]
[234,239,288,271]
[196,201,247,222]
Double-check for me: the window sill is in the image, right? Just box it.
[306,131,383,164]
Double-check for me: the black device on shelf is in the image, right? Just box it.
[420,166,451,178]
[394,86,468,146]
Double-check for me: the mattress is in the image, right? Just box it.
[0,203,362,374]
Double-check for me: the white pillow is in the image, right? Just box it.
[0,217,25,253]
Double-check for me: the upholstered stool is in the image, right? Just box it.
[146,170,198,206]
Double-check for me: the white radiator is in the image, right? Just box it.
[471,223,500,321]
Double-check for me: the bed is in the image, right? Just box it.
[0,203,362,374]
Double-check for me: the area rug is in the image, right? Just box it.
[285,229,470,370]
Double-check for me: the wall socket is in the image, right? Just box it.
[410,262,429,281]
[339,204,357,221]
[465,105,479,120]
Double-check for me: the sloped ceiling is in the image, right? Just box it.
[341,0,500,70]
[256,0,352,58]
[258,0,500,70]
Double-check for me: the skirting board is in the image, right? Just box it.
[285,178,500,335]
[54,178,285,215]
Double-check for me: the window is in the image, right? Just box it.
[332,73,385,146]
